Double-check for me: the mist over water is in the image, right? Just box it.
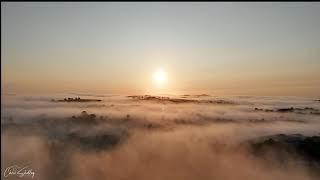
[1,93,320,180]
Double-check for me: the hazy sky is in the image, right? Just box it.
[2,2,320,96]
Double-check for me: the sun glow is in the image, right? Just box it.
[153,68,167,86]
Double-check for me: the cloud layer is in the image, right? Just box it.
[1,94,320,180]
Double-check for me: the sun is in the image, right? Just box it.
[153,68,167,86]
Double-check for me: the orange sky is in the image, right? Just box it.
[2,2,320,97]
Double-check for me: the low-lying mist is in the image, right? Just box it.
[1,94,320,180]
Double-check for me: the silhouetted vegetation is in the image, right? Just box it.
[249,134,320,170]
[127,95,235,104]
[51,97,102,102]
[254,107,319,115]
